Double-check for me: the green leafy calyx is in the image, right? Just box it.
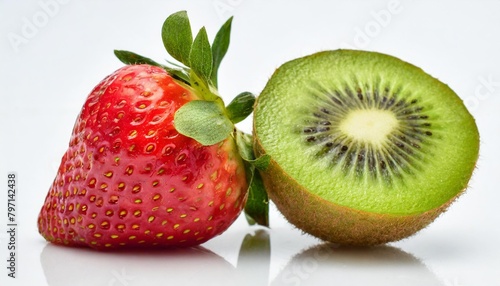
[115,11,249,146]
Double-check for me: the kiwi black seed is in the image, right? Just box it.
[253,50,479,246]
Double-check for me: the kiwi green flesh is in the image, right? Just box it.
[254,50,479,216]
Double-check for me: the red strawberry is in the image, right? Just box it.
[37,64,248,249]
[38,11,270,250]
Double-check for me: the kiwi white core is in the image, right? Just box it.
[339,109,398,146]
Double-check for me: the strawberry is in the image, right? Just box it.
[37,11,268,250]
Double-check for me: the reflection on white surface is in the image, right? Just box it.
[40,227,447,286]
[41,244,237,286]
[40,229,272,286]
[237,230,271,286]
[272,244,444,286]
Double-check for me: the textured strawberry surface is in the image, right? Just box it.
[38,65,248,249]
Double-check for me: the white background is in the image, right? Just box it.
[1,0,500,285]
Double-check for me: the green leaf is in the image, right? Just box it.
[165,59,188,69]
[226,92,255,124]
[235,131,270,168]
[114,50,164,67]
[174,100,233,146]
[163,68,191,85]
[253,154,271,171]
[114,50,190,84]
[236,131,269,227]
[190,27,213,85]
[211,16,233,88]
[162,10,193,66]
[236,131,254,161]
[244,167,269,227]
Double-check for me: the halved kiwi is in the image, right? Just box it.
[253,50,479,246]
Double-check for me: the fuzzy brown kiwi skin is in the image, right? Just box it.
[253,136,466,246]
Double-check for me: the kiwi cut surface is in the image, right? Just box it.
[254,50,479,245]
